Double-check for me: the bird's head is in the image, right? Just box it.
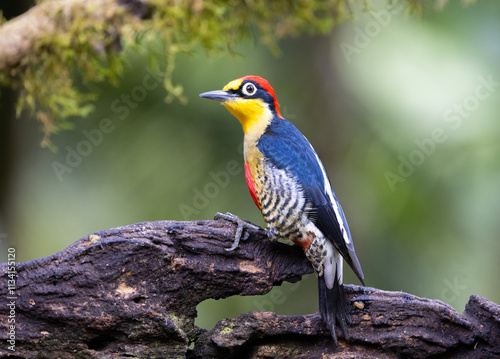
[200,76,281,134]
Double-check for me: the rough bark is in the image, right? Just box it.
[0,0,144,72]
[0,220,499,358]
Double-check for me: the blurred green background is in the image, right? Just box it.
[1,1,499,330]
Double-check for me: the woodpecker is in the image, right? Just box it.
[200,76,364,343]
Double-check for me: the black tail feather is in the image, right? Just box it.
[318,275,349,344]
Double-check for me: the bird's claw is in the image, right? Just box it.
[214,212,261,251]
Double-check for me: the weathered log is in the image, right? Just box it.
[0,220,498,358]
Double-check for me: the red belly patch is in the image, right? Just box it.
[245,161,260,209]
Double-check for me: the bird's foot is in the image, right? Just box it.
[214,212,262,251]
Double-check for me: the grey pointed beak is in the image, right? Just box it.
[199,90,238,102]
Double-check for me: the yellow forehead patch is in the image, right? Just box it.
[223,78,243,91]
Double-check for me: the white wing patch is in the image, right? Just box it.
[323,240,344,287]
[308,142,352,246]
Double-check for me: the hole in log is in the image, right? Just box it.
[133,296,146,304]
[195,278,317,330]
[87,335,114,351]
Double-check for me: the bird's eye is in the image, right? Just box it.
[241,82,257,96]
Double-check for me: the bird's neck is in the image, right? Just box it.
[223,99,273,136]
[244,118,273,164]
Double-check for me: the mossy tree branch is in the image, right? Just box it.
[0,220,498,358]
[0,0,425,148]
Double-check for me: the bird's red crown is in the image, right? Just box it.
[239,75,281,117]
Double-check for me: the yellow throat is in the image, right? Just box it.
[222,79,273,135]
